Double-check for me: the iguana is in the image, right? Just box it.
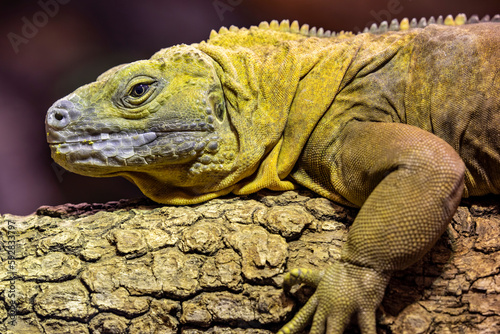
[45,14,499,333]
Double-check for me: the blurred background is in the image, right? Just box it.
[0,0,498,215]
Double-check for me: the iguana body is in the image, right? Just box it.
[46,14,500,333]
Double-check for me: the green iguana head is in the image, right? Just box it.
[46,45,240,204]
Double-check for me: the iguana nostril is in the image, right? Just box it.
[46,99,80,130]
[47,107,70,129]
[55,112,64,121]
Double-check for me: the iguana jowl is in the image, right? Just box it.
[45,14,500,333]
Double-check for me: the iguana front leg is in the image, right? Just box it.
[280,121,465,333]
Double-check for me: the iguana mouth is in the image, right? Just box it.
[49,130,219,168]
[48,131,158,145]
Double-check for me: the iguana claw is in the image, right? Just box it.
[278,262,390,334]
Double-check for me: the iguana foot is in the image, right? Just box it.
[278,262,390,334]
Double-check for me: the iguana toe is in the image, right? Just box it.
[278,294,318,334]
[283,267,324,291]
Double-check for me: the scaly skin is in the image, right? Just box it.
[46,14,500,333]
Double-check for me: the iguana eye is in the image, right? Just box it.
[130,83,150,97]
[118,76,158,110]
[122,79,157,107]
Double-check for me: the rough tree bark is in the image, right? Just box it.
[0,189,499,334]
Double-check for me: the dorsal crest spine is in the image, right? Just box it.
[208,13,500,40]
